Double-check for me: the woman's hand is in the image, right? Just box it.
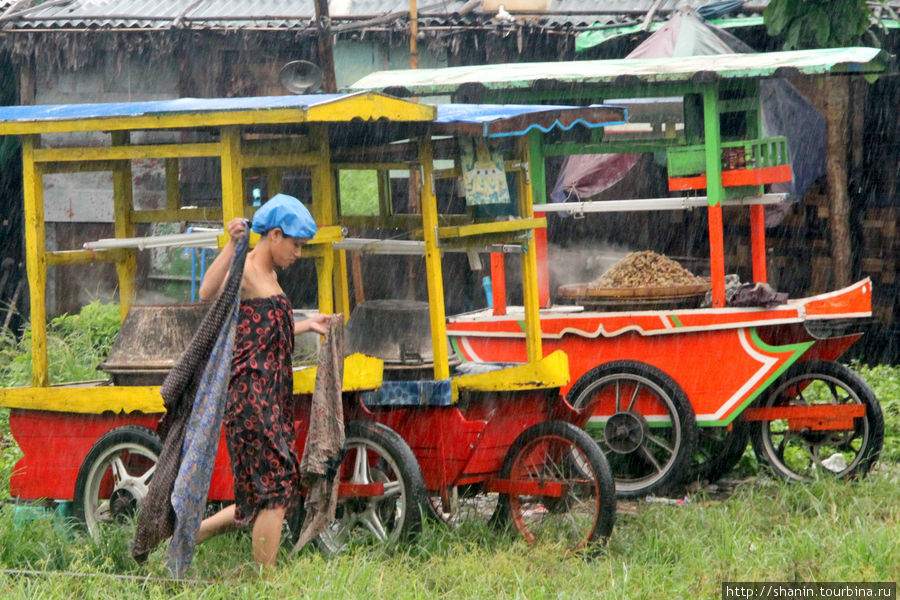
[296,313,337,336]
[226,217,247,242]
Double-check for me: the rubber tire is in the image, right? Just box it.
[748,360,884,481]
[73,425,161,539]
[690,421,750,484]
[566,360,698,498]
[494,420,616,551]
[314,420,427,554]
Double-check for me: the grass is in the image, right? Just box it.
[0,467,897,599]
[0,309,897,597]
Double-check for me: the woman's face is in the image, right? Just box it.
[270,229,308,268]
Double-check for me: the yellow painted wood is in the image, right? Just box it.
[419,135,451,380]
[112,132,136,320]
[0,94,433,137]
[131,207,222,224]
[306,225,344,245]
[436,217,547,240]
[0,385,165,414]
[220,126,246,225]
[165,158,180,211]
[292,353,384,394]
[307,125,337,316]
[309,125,334,226]
[451,350,569,399]
[334,249,351,320]
[517,140,543,363]
[21,136,48,387]
[46,249,125,266]
[305,93,435,123]
[316,252,335,315]
[32,142,222,163]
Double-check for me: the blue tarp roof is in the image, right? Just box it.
[434,103,627,137]
[0,94,626,137]
[0,94,347,124]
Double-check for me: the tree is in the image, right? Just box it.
[763,0,875,289]
[764,0,872,50]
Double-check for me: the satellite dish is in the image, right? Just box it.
[279,61,324,94]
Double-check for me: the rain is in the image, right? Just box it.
[0,0,897,593]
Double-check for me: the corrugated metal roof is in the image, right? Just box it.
[0,0,768,31]
[2,0,896,33]
[349,47,890,96]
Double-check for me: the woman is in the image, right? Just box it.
[196,193,331,568]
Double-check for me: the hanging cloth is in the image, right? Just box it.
[131,228,248,576]
[290,313,345,556]
[458,136,511,206]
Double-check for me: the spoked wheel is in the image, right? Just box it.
[72,426,161,540]
[567,361,697,497]
[493,421,616,552]
[690,422,750,484]
[315,421,426,554]
[748,360,884,481]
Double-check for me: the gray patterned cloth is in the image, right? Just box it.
[291,313,345,556]
[132,229,248,573]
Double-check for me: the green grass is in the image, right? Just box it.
[0,468,897,599]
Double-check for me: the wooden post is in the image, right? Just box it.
[21,135,48,387]
[313,0,337,93]
[111,132,136,321]
[825,76,852,289]
[418,134,450,380]
[702,86,727,308]
[409,0,419,69]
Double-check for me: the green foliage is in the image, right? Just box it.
[764,0,872,49]
[855,362,900,461]
[339,170,380,215]
[0,301,121,387]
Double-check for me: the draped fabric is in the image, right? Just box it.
[131,229,248,575]
[225,294,299,528]
[291,313,345,556]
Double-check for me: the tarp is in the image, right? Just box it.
[550,7,827,221]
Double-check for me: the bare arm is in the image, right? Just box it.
[198,218,246,302]
[295,312,335,336]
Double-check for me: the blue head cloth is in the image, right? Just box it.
[250,193,317,239]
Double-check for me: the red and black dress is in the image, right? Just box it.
[225,293,298,527]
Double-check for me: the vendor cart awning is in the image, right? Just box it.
[433,104,626,137]
[0,92,437,135]
[349,47,890,97]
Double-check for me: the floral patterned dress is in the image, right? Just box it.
[224,294,298,526]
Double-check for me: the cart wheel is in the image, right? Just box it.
[567,361,697,498]
[748,360,884,481]
[315,420,426,554]
[494,421,616,552]
[690,422,750,484]
[72,426,161,540]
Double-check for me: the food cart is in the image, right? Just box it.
[0,93,625,551]
[351,47,889,496]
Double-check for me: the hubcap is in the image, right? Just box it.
[604,411,648,454]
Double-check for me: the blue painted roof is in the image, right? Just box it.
[0,94,345,124]
[0,94,625,138]
[434,103,627,137]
